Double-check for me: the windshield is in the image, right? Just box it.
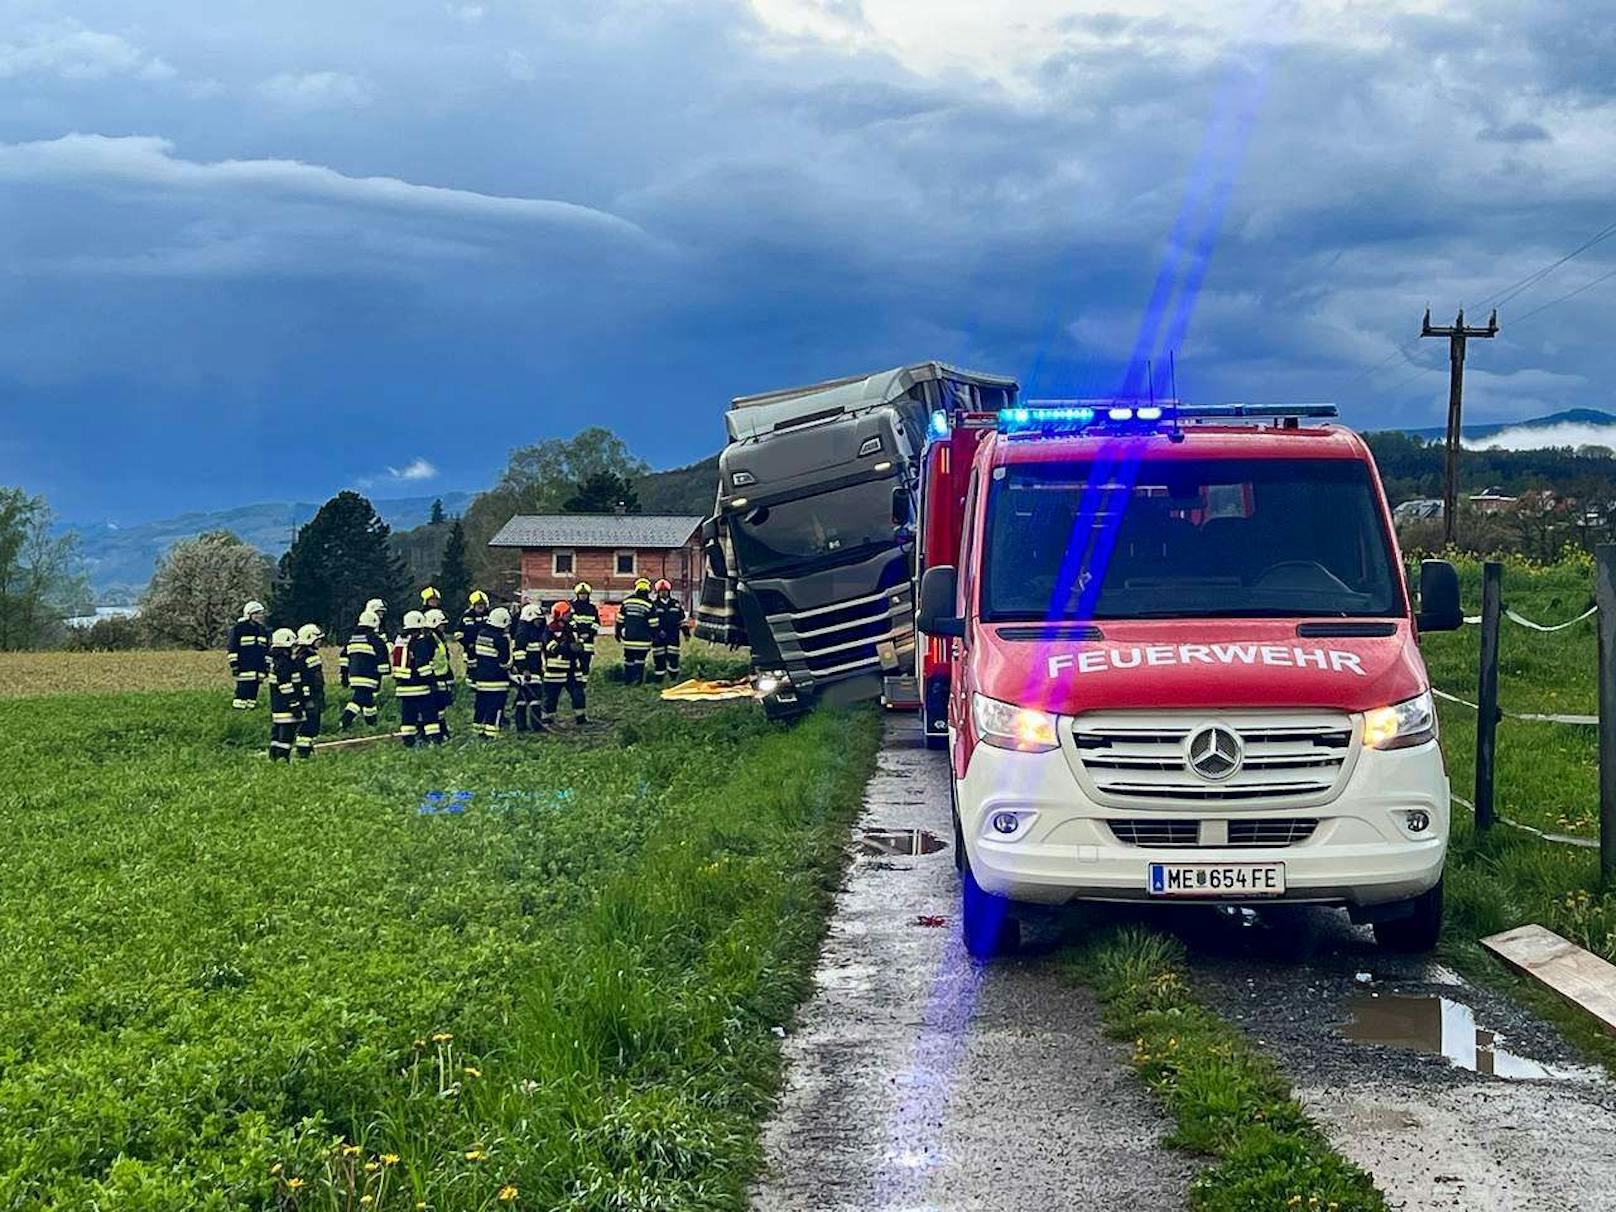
[729,478,900,577]
[980,457,1402,621]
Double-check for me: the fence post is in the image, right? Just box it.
[1597,546,1616,883]
[1474,560,1502,833]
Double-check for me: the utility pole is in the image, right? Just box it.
[1422,306,1499,547]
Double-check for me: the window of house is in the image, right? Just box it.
[615,550,637,576]
[553,549,575,576]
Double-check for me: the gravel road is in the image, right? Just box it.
[752,717,1616,1211]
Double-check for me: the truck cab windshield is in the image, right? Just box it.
[980,457,1402,621]
[729,478,901,578]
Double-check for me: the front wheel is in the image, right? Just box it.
[1372,878,1444,953]
[961,858,1020,960]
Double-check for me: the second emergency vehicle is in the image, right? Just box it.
[917,402,1463,958]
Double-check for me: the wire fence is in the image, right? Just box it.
[1429,554,1615,875]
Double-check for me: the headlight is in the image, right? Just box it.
[1363,691,1437,750]
[971,693,1059,753]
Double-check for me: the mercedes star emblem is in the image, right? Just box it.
[1186,725,1243,782]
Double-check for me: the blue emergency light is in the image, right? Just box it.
[997,400,1336,435]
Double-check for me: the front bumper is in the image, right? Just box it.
[955,734,1448,908]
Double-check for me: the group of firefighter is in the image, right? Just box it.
[225,578,686,760]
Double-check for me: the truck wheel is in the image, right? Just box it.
[1373,878,1444,953]
[961,860,1020,961]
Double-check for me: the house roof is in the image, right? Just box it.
[487,513,704,549]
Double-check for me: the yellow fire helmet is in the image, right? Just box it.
[574,581,593,597]
[420,585,440,604]
[270,627,297,649]
[296,623,323,646]
[468,589,489,608]
[634,578,652,593]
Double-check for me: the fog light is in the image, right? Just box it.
[1406,810,1430,834]
[753,671,787,696]
[991,812,1021,835]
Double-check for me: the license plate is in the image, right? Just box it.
[1148,862,1286,898]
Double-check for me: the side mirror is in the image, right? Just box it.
[891,486,913,528]
[917,565,964,638]
[1416,559,1462,632]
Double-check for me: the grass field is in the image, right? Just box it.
[0,648,881,1209]
[1406,551,1616,1064]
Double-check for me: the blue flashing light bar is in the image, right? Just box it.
[929,409,950,438]
[997,401,1337,436]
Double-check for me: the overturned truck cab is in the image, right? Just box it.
[696,362,1019,719]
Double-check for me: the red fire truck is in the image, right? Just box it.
[915,401,1464,958]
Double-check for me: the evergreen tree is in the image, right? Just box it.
[430,498,446,525]
[434,517,473,619]
[563,471,640,514]
[275,491,409,636]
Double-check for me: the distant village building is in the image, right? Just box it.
[1393,498,1444,524]
[1468,486,1519,514]
[487,513,705,611]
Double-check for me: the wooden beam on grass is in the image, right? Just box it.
[1482,923,1616,1036]
[312,733,393,752]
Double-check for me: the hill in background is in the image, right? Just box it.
[63,492,474,603]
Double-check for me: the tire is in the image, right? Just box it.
[961,858,1020,961]
[1373,878,1444,953]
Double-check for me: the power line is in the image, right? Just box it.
[1480,218,1616,311]
[1336,214,1616,391]
[1507,263,1616,328]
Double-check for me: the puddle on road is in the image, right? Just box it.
[857,828,949,857]
[1343,993,1604,1082]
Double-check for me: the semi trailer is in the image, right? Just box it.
[915,401,1465,958]
[695,362,1019,719]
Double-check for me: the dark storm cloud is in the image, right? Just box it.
[0,0,1613,519]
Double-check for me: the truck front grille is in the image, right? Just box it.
[1073,713,1353,809]
[1108,820,1199,847]
[765,586,914,680]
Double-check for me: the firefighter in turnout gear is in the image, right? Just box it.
[570,582,600,683]
[616,578,654,684]
[226,600,270,708]
[649,579,686,683]
[542,600,588,726]
[420,585,441,612]
[471,606,513,738]
[423,608,455,739]
[394,611,444,747]
[339,609,390,729]
[512,603,545,732]
[266,628,303,761]
[458,590,489,667]
[293,623,325,757]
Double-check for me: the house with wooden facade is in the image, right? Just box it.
[487,513,706,611]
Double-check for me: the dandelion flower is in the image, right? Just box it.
[287,1178,305,1191]
[364,1161,380,1173]
[361,1198,373,1207]
[499,1187,519,1202]
[270,1163,283,1176]
[464,1066,481,1078]
[342,1144,363,1157]
[465,1149,486,1162]
[382,1153,401,1166]
[432,1032,454,1043]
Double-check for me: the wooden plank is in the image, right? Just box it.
[312,733,393,752]
[1482,923,1616,1036]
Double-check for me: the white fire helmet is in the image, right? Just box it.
[520,603,542,622]
[402,610,426,630]
[359,609,381,629]
[488,606,511,629]
[423,608,447,628]
[296,623,323,646]
[243,600,266,618]
[270,627,297,648]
